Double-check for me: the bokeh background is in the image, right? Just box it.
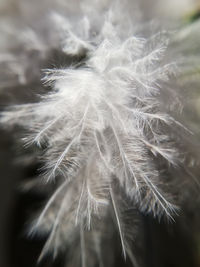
[0,1,200,267]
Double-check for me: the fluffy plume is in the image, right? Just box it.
[1,0,200,266]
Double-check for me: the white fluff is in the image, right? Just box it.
[1,0,200,266]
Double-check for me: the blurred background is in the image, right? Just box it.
[0,1,200,267]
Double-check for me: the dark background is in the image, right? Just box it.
[0,130,199,267]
